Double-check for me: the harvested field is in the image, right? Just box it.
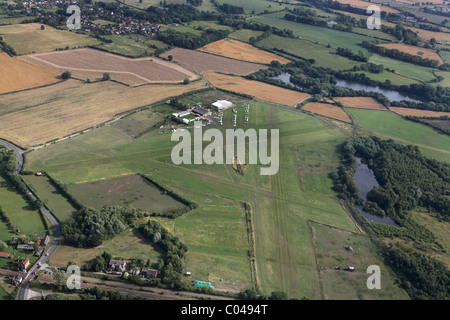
[378,43,444,65]
[198,38,291,65]
[389,107,450,118]
[161,47,267,75]
[0,23,100,55]
[302,103,352,123]
[334,97,386,110]
[23,48,198,86]
[407,27,450,43]
[205,72,310,106]
[0,79,208,147]
[0,50,59,94]
[333,0,399,14]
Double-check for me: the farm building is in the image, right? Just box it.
[0,252,13,259]
[42,235,50,246]
[17,244,34,251]
[212,100,233,110]
[173,111,191,118]
[191,106,211,117]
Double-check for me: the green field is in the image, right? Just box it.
[368,54,438,83]
[355,70,420,86]
[69,174,187,213]
[348,108,450,162]
[158,205,252,291]
[49,226,163,268]
[94,34,170,58]
[214,0,296,14]
[186,20,234,32]
[312,222,409,300]
[250,12,376,56]
[228,29,264,42]
[432,71,450,87]
[256,34,360,70]
[0,176,47,237]
[22,175,77,222]
[0,23,100,55]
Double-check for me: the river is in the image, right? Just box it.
[353,157,400,227]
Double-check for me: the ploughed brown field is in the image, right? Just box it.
[161,47,267,75]
[302,102,352,123]
[205,72,310,107]
[389,107,450,118]
[377,43,444,65]
[334,97,386,110]
[0,79,209,147]
[22,48,198,86]
[0,50,59,94]
[198,38,291,65]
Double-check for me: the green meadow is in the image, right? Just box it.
[249,13,376,56]
[347,108,450,162]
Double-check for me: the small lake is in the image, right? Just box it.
[272,72,301,89]
[353,157,400,227]
[336,79,420,103]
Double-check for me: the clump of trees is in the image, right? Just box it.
[157,28,230,50]
[61,206,143,248]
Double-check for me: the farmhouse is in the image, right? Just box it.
[42,235,51,246]
[142,269,159,280]
[212,100,233,111]
[109,259,127,273]
[0,252,14,259]
[19,257,30,270]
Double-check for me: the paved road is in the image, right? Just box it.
[0,139,61,300]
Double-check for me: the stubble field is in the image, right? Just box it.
[198,38,292,65]
[0,79,208,147]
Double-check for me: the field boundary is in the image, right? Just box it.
[243,202,261,293]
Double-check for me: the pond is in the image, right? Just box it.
[336,79,420,103]
[353,157,400,227]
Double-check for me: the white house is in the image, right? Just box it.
[173,111,191,118]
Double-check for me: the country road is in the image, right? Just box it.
[0,139,61,300]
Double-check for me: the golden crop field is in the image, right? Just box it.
[198,38,291,65]
[0,79,208,147]
[0,50,59,94]
[407,27,450,43]
[302,102,352,123]
[205,72,310,106]
[23,48,198,86]
[334,97,387,110]
[0,23,100,55]
[378,43,444,65]
[332,0,399,14]
[389,107,450,118]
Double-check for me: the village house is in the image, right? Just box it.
[19,257,30,270]
[109,259,127,273]
[142,269,159,280]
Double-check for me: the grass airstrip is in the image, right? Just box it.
[23,90,408,299]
